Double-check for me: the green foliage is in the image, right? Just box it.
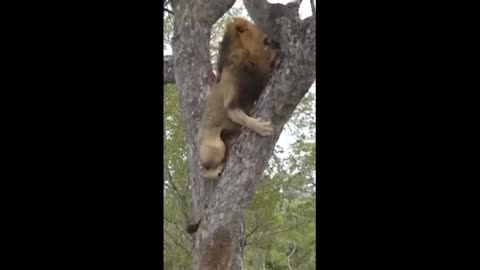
[163,3,174,51]
[164,84,193,268]
[163,2,316,269]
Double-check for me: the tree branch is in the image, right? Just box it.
[170,0,220,231]
[197,0,237,26]
[165,163,191,221]
[244,0,302,41]
[201,2,316,246]
[287,240,296,270]
[245,225,260,241]
[164,227,192,258]
[164,8,174,16]
[170,0,315,268]
[245,218,313,247]
[164,216,194,242]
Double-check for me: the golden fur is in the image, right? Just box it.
[198,17,282,179]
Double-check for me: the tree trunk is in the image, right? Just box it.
[169,0,315,269]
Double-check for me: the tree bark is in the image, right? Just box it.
[169,0,315,269]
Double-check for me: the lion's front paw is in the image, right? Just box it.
[253,119,273,136]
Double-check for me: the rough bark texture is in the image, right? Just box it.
[169,0,315,269]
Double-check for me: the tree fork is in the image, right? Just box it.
[170,0,315,269]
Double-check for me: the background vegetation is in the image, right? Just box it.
[164,1,316,269]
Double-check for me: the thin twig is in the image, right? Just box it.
[164,8,174,16]
[287,240,296,270]
[164,163,191,222]
[164,216,193,242]
[164,227,192,258]
[290,250,312,269]
[245,225,260,241]
[245,219,313,247]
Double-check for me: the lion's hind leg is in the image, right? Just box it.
[198,129,226,179]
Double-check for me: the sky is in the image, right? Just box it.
[164,0,316,160]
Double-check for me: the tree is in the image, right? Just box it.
[164,0,316,269]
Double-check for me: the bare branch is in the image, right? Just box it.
[287,240,296,270]
[245,225,260,241]
[164,216,194,242]
[164,8,174,16]
[164,161,192,224]
[164,227,192,258]
[290,250,312,269]
[246,218,313,247]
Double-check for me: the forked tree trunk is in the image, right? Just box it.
[168,0,315,269]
